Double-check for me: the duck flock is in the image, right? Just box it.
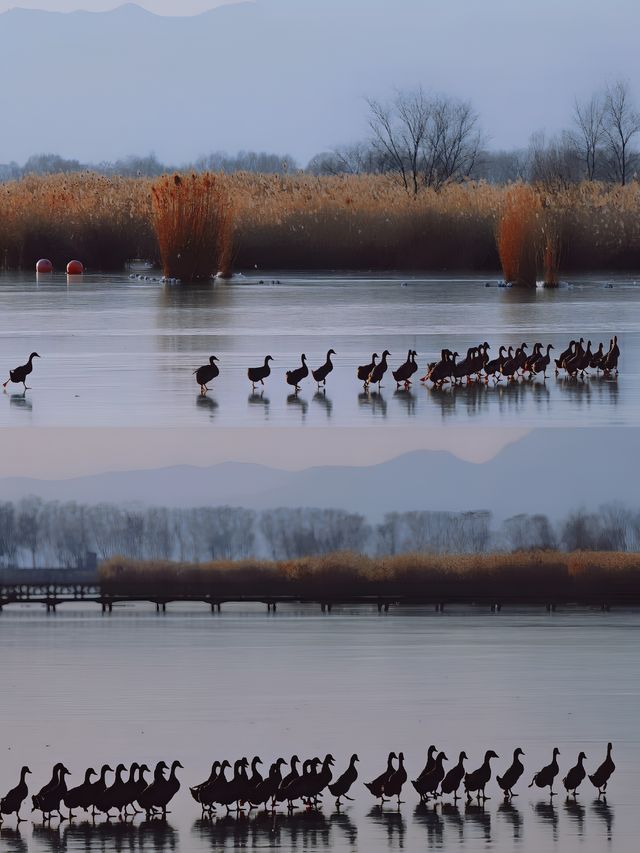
[0,336,619,396]
[0,743,615,824]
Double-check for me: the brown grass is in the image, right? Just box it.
[151,173,234,281]
[100,550,640,602]
[1,173,640,274]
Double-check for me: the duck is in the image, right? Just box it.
[415,745,438,783]
[470,342,490,378]
[383,751,407,806]
[523,343,543,374]
[151,760,183,815]
[392,350,415,389]
[328,754,359,807]
[276,755,299,803]
[194,355,219,393]
[590,342,605,370]
[368,350,390,389]
[422,349,451,381]
[365,751,396,803]
[500,346,525,381]
[440,751,467,800]
[555,340,576,374]
[286,354,309,392]
[138,761,168,816]
[496,748,525,799]
[483,346,506,381]
[589,742,615,796]
[94,762,127,817]
[63,767,96,818]
[283,758,320,808]
[251,758,286,811]
[115,763,141,816]
[603,336,619,374]
[248,355,273,389]
[357,353,378,386]
[306,753,335,804]
[1,766,31,821]
[563,752,587,796]
[199,760,231,812]
[563,338,585,376]
[453,347,477,383]
[190,761,220,805]
[132,763,150,811]
[412,750,447,802]
[408,350,419,381]
[531,344,554,379]
[247,756,264,805]
[33,763,70,821]
[3,352,40,390]
[215,757,250,812]
[464,750,499,801]
[528,747,560,796]
[312,349,336,388]
[427,352,456,386]
[577,340,593,374]
[86,764,113,816]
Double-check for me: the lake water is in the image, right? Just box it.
[0,605,636,852]
[0,271,636,428]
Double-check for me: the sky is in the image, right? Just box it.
[1,0,639,164]
[0,0,236,12]
[0,427,529,479]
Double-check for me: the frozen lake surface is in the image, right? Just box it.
[0,272,635,427]
[0,604,636,852]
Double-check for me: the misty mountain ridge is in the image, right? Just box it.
[0,429,634,521]
[0,0,638,163]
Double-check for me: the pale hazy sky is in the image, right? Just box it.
[0,0,235,12]
[0,427,529,479]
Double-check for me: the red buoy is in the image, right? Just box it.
[36,258,53,273]
[66,259,84,275]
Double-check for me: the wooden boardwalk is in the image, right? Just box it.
[0,581,632,614]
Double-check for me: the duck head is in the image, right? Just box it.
[552,748,560,757]
[578,752,587,761]
[209,355,219,364]
[29,352,40,360]
[514,748,525,758]
[327,348,336,356]
[300,354,307,363]
[459,751,468,762]
[351,754,359,764]
[21,766,32,779]
[485,750,499,762]
[265,355,274,364]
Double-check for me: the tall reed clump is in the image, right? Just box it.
[496,185,542,286]
[151,173,234,281]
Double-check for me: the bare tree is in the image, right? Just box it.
[367,89,483,193]
[527,130,581,188]
[571,94,606,180]
[603,80,640,185]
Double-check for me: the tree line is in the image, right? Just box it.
[1,498,639,570]
[2,80,638,191]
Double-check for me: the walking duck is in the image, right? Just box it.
[357,353,378,386]
[3,352,40,391]
[589,742,615,797]
[365,751,396,804]
[1,766,31,821]
[194,356,219,393]
[412,751,447,802]
[496,748,525,799]
[286,354,309,392]
[441,751,467,800]
[529,747,560,796]
[464,750,499,801]
[328,754,359,807]
[368,350,390,389]
[248,355,273,389]
[563,752,587,796]
[312,349,336,389]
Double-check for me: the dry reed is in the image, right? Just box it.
[1,173,640,274]
[151,173,234,281]
[100,550,640,601]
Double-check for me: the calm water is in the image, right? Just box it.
[0,605,636,852]
[0,272,635,427]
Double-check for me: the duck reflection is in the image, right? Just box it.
[563,796,585,837]
[464,801,491,842]
[196,394,218,419]
[138,817,178,850]
[329,809,357,844]
[393,388,416,416]
[358,390,387,418]
[313,390,333,419]
[498,800,523,842]
[194,809,334,849]
[248,391,270,418]
[367,804,406,847]
[534,800,559,841]
[9,391,32,412]
[413,802,445,844]
[0,826,27,853]
[286,393,308,420]
[440,802,464,842]
[591,798,614,841]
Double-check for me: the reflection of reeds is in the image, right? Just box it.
[101,550,640,601]
[2,173,640,274]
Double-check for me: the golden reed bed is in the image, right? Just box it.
[1,173,640,278]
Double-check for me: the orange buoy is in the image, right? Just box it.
[66,259,84,275]
[36,258,53,273]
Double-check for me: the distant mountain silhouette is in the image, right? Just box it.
[0,429,634,520]
[0,1,637,163]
